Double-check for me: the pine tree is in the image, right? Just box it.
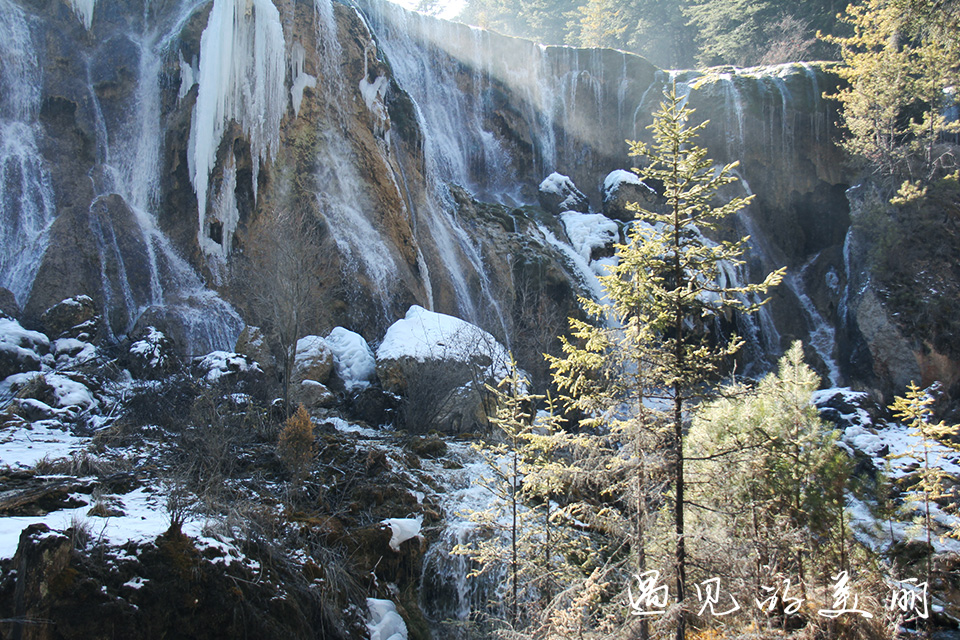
[687,342,850,617]
[549,82,784,640]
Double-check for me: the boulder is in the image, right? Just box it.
[0,287,20,319]
[41,295,98,340]
[348,386,401,427]
[291,335,334,385]
[376,306,509,433]
[538,172,589,215]
[601,169,657,222]
[235,325,276,380]
[8,524,73,632]
[128,327,181,379]
[193,351,264,389]
[0,317,49,380]
[294,379,336,410]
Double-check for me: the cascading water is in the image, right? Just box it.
[419,443,511,628]
[0,0,55,306]
[0,0,244,353]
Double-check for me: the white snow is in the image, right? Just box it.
[538,172,574,196]
[0,317,49,354]
[813,387,960,479]
[123,576,148,590]
[0,485,213,559]
[367,597,409,640]
[45,373,95,410]
[376,306,510,379]
[602,168,642,197]
[326,327,376,392]
[52,338,96,368]
[0,420,88,470]
[382,515,423,552]
[188,0,286,253]
[560,211,618,262]
[327,416,380,439]
[129,327,167,368]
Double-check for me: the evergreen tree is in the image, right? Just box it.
[687,342,850,619]
[888,382,960,580]
[454,363,580,628]
[549,82,784,640]
[821,0,960,194]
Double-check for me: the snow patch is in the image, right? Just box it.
[129,327,167,368]
[0,317,49,354]
[560,211,618,262]
[602,168,642,197]
[382,515,422,552]
[539,172,573,196]
[195,351,261,383]
[367,597,408,640]
[45,373,95,410]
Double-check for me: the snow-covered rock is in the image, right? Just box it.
[295,379,336,409]
[376,305,509,395]
[367,598,408,640]
[128,327,178,379]
[234,325,275,378]
[326,327,375,393]
[601,169,657,221]
[538,172,589,215]
[292,335,333,385]
[0,317,49,380]
[40,295,98,340]
[560,211,619,262]
[52,338,97,369]
[194,351,262,385]
[376,306,510,433]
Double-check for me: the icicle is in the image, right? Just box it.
[177,51,197,104]
[188,0,286,255]
[289,42,316,118]
[67,0,96,30]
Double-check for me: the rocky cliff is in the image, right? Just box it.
[0,0,955,406]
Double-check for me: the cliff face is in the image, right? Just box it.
[0,0,953,395]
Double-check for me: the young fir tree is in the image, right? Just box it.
[888,382,960,581]
[454,362,579,629]
[549,82,784,640]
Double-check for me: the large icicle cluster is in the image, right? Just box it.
[188,0,286,256]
